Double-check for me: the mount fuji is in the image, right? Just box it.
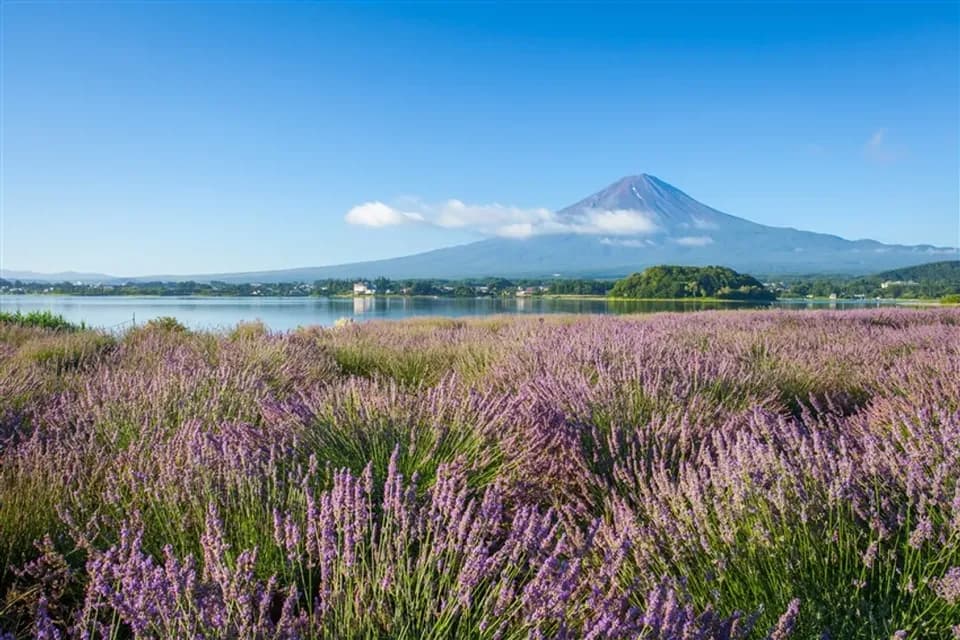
[190,174,954,281]
[7,175,957,282]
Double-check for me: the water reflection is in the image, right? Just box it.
[0,295,912,332]
[352,296,374,315]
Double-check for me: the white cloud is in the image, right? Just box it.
[673,235,714,247]
[433,199,555,232]
[497,223,536,238]
[600,238,655,248]
[865,128,897,163]
[344,201,423,227]
[690,216,717,230]
[571,209,660,236]
[344,198,660,238]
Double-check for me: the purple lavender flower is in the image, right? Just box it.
[932,566,960,605]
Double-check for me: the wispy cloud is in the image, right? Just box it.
[864,128,897,163]
[345,202,424,227]
[431,199,555,234]
[673,235,714,247]
[600,238,656,248]
[344,198,660,238]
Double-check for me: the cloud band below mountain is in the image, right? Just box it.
[345,199,659,238]
[673,235,714,246]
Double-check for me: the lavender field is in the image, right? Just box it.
[1,310,958,639]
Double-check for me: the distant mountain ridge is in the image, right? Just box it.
[0,269,116,283]
[5,175,957,282]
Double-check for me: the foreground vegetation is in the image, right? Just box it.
[0,311,82,332]
[1,310,959,638]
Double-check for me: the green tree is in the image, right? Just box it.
[609,265,774,301]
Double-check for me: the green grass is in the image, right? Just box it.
[14,332,116,375]
[0,310,81,332]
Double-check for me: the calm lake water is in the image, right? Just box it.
[0,295,906,332]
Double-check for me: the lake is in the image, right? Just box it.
[0,295,912,331]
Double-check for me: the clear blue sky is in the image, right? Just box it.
[2,1,958,275]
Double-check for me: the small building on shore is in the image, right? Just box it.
[880,280,918,290]
[353,282,376,295]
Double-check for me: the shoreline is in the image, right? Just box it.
[0,292,950,305]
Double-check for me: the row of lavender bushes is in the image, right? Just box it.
[1,310,958,638]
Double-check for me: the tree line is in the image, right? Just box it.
[2,260,956,301]
[0,277,614,298]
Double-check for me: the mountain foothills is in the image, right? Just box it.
[872,260,960,283]
[6,175,958,282]
[777,260,960,301]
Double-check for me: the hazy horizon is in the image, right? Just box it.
[2,2,958,275]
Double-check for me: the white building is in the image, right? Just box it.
[880,280,918,290]
[353,282,375,295]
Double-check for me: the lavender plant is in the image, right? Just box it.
[1,310,958,638]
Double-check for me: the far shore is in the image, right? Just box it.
[1,291,953,306]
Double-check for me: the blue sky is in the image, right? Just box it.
[2,1,958,275]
